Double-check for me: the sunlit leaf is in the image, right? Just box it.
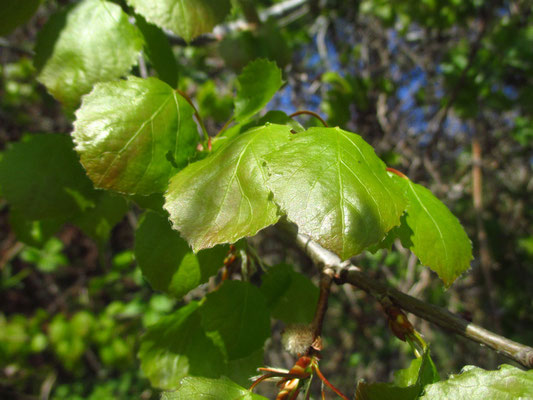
[127,0,231,43]
[164,124,292,251]
[264,127,407,259]
[388,175,473,286]
[234,59,284,122]
[73,76,198,195]
[420,365,533,400]
[161,377,267,400]
[34,0,143,109]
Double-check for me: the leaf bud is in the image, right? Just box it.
[281,324,314,356]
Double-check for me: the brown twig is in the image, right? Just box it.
[472,131,501,332]
[309,270,334,345]
[386,167,408,179]
[289,110,328,127]
[293,233,533,369]
[216,117,235,137]
[176,89,208,139]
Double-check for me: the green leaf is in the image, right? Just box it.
[264,127,408,259]
[161,377,267,400]
[234,59,284,122]
[34,0,144,109]
[134,212,227,298]
[197,80,233,123]
[0,0,40,36]
[260,264,319,324]
[389,176,473,286]
[225,348,264,387]
[355,350,439,400]
[8,209,64,248]
[0,134,97,220]
[72,192,129,244]
[164,124,292,252]
[129,193,166,214]
[73,76,199,195]
[135,14,179,88]
[21,237,69,273]
[127,0,231,43]
[200,281,270,360]
[394,351,439,387]
[420,365,533,400]
[138,302,226,390]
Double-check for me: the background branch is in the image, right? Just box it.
[293,232,533,369]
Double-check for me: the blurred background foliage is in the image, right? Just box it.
[0,0,532,398]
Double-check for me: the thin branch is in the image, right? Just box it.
[293,233,533,369]
[309,270,334,343]
[176,89,208,139]
[472,130,501,332]
[289,110,328,127]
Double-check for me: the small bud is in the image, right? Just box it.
[281,324,314,356]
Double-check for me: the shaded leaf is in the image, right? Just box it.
[138,302,226,390]
[356,350,439,400]
[225,348,265,387]
[260,264,319,324]
[73,76,199,195]
[164,124,292,252]
[0,134,97,220]
[200,281,270,360]
[389,175,473,286]
[0,0,40,36]
[72,192,129,244]
[135,14,178,88]
[394,351,439,387]
[234,59,284,122]
[127,0,231,43]
[129,193,166,214]
[161,377,267,400]
[8,210,65,248]
[264,127,407,259]
[134,212,227,298]
[34,0,143,109]
[420,365,533,400]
